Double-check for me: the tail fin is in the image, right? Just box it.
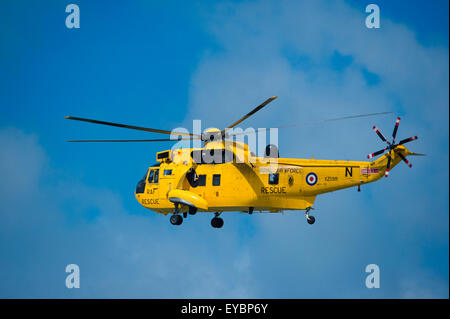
[370,146,412,177]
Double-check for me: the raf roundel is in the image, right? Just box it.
[306,172,318,186]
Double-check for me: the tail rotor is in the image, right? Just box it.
[367,117,419,177]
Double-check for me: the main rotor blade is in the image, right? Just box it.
[65,116,201,138]
[367,148,387,159]
[398,136,418,145]
[226,112,393,137]
[67,138,198,142]
[394,149,412,168]
[373,126,390,144]
[392,117,400,142]
[222,96,278,134]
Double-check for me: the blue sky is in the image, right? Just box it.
[0,0,448,298]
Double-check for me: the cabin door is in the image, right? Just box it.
[146,168,160,198]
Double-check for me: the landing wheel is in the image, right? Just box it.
[170,214,183,226]
[211,217,224,228]
[305,207,315,225]
[306,215,315,225]
[189,206,197,215]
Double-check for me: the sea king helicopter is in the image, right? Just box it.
[66,96,423,228]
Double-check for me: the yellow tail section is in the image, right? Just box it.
[370,145,411,178]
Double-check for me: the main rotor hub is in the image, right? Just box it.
[202,128,223,142]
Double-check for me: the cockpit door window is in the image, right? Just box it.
[153,169,159,183]
[147,169,160,184]
[148,170,154,183]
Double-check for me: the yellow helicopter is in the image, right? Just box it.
[65,96,423,228]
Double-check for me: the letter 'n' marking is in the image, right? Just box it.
[345,167,353,177]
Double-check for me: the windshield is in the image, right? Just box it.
[135,169,148,194]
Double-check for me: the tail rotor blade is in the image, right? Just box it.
[367,148,387,159]
[392,117,400,143]
[373,126,390,144]
[398,136,418,145]
[394,149,412,168]
[385,152,392,177]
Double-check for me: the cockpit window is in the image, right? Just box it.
[135,169,149,194]
[142,169,149,180]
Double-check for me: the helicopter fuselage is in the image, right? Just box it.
[65,97,421,227]
[134,141,408,215]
